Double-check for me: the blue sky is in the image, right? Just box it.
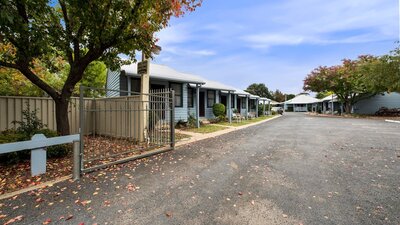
[152,0,399,94]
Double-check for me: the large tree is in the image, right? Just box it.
[0,0,201,135]
[0,43,107,97]
[245,83,273,99]
[304,58,375,113]
[360,47,400,93]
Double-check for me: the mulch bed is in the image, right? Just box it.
[0,156,72,196]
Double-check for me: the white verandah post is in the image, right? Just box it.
[246,96,249,119]
[228,91,232,123]
[196,84,200,128]
[263,100,266,116]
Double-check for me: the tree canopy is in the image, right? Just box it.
[303,47,399,113]
[0,0,201,134]
[245,83,273,99]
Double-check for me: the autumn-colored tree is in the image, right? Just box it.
[304,57,377,113]
[0,0,201,135]
[271,89,285,102]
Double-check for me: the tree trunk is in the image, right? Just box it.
[55,98,70,135]
[345,102,352,114]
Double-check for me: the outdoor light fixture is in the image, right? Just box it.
[151,45,162,55]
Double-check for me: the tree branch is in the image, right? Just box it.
[15,0,29,23]
[2,60,60,100]
[0,61,19,70]
[59,0,74,63]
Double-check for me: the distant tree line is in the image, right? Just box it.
[245,83,295,102]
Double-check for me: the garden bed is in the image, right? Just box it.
[182,124,228,134]
[217,115,275,127]
[0,133,190,195]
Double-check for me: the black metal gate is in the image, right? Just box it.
[78,86,175,173]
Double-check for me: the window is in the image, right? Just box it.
[131,78,141,93]
[188,87,194,108]
[207,90,216,108]
[241,97,247,109]
[231,95,235,108]
[170,83,183,107]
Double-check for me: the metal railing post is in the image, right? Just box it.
[73,140,80,180]
[170,90,175,149]
[79,85,84,172]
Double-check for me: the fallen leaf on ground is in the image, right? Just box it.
[4,215,24,225]
[65,214,73,221]
[42,218,51,224]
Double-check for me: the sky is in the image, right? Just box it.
[152,0,399,94]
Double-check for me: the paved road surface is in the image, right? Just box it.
[1,113,399,225]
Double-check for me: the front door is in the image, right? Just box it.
[237,98,241,113]
[220,95,227,107]
[199,92,205,117]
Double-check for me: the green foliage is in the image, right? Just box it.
[258,104,265,116]
[316,91,334,99]
[271,111,277,115]
[245,83,273,99]
[0,59,107,97]
[74,61,107,97]
[304,47,399,114]
[359,47,400,93]
[187,114,197,128]
[0,109,70,163]
[286,94,295,101]
[272,89,285,102]
[212,103,226,118]
[0,129,70,164]
[0,0,201,134]
[12,108,45,135]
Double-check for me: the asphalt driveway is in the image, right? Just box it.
[1,113,399,225]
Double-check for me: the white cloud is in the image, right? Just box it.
[241,34,305,48]
[240,0,398,48]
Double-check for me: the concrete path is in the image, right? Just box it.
[175,116,280,146]
[0,113,399,225]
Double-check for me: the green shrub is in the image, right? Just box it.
[187,114,197,128]
[0,109,70,164]
[212,103,225,118]
[258,104,265,116]
[271,111,277,115]
[175,119,187,129]
[0,129,71,164]
[12,108,45,135]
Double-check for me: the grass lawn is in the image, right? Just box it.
[175,133,191,140]
[218,115,276,127]
[184,124,228,134]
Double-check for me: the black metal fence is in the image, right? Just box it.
[79,86,175,172]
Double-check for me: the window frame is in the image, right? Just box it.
[169,82,183,107]
[187,86,194,108]
[207,90,216,108]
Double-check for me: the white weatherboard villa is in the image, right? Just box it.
[106,63,272,127]
[283,93,400,114]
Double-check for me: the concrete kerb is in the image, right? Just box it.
[0,175,72,201]
[385,119,400,124]
[176,115,282,147]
